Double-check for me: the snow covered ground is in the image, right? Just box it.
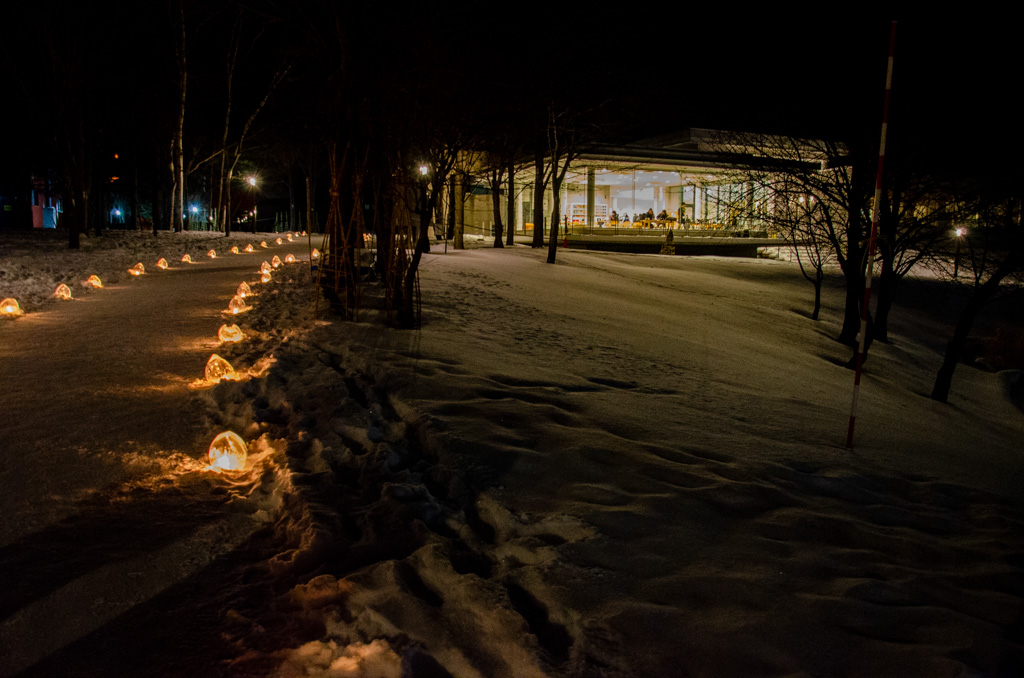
[1,229,1022,677]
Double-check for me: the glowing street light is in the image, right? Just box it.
[246,176,257,187]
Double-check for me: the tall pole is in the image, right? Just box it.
[847,21,897,449]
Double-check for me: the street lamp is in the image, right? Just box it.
[245,176,258,233]
[953,227,965,279]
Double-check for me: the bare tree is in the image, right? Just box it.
[931,192,1024,402]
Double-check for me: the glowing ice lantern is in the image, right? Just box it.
[208,249,217,259]
[54,284,72,300]
[181,253,193,263]
[275,237,283,245]
[230,246,240,254]
[227,295,249,314]
[129,262,145,276]
[205,353,237,382]
[260,241,268,248]
[244,244,255,253]
[218,323,244,343]
[285,253,296,263]
[87,275,103,288]
[311,248,320,259]
[156,258,169,270]
[207,431,247,472]
[261,271,272,283]
[271,255,282,268]
[286,234,294,242]
[237,281,252,298]
[301,231,307,236]
[260,261,272,274]
[1,298,24,317]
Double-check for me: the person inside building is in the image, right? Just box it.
[657,209,668,220]
[611,210,618,225]
[646,208,655,221]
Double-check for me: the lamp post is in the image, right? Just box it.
[246,176,258,234]
[953,227,964,279]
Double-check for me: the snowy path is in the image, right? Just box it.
[0,239,309,674]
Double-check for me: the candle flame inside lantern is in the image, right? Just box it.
[181,254,192,263]
[237,282,252,298]
[205,353,238,382]
[275,237,283,245]
[1,297,24,317]
[208,249,217,259]
[227,295,249,314]
[129,263,145,276]
[230,246,240,254]
[244,244,254,253]
[301,231,307,236]
[260,241,268,248]
[285,253,296,263]
[54,284,72,300]
[207,431,247,472]
[87,275,103,288]
[260,261,272,274]
[286,234,294,242]
[311,248,320,259]
[271,255,282,268]
[261,271,272,283]
[218,323,244,343]
[156,258,169,270]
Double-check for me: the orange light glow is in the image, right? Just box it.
[218,324,244,343]
[260,261,272,274]
[311,248,320,259]
[129,263,145,276]
[286,234,294,242]
[301,231,307,236]
[260,241,268,248]
[285,253,296,263]
[86,275,103,288]
[271,255,282,268]
[275,237,283,245]
[237,282,252,298]
[208,249,217,259]
[207,431,248,472]
[261,271,272,283]
[230,246,240,254]
[226,295,250,314]
[156,258,169,270]
[1,297,24,317]
[245,244,255,253]
[205,353,238,382]
[181,254,193,263]
[54,284,72,300]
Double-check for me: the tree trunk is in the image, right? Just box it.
[505,160,515,247]
[546,175,562,264]
[838,257,863,345]
[931,259,1017,402]
[491,168,504,248]
[811,267,823,321]
[453,175,465,250]
[531,149,545,248]
[874,255,896,342]
[305,173,314,234]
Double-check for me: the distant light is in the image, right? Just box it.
[247,176,257,187]
[191,206,199,213]
[114,208,121,216]
[955,228,965,237]
[113,153,119,159]
[419,165,429,175]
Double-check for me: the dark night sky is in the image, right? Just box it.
[4,5,1021,177]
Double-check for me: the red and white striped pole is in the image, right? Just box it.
[847,21,897,449]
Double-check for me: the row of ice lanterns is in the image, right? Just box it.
[2,233,318,318]
[206,245,317,472]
